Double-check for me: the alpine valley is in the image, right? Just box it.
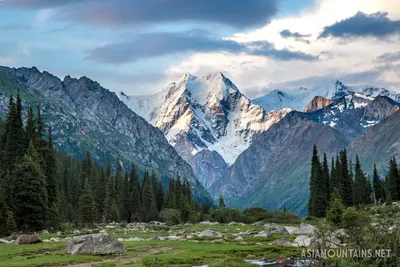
[121,73,400,215]
[1,66,400,216]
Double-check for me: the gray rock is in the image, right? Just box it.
[41,230,49,234]
[16,234,42,244]
[291,224,316,235]
[293,235,311,247]
[198,229,223,237]
[265,223,289,235]
[199,221,219,225]
[56,231,62,237]
[66,233,126,255]
[235,236,244,242]
[50,237,60,242]
[252,221,265,226]
[212,239,225,244]
[284,226,300,234]
[272,237,292,247]
[0,238,10,244]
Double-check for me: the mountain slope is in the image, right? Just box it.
[304,96,334,112]
[0,66,211,202]
[212,93,400,215]
[348,109,400,175]
[210,111,349,215]
[121,73,290,165]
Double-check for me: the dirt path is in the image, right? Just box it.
[61,247,176,267]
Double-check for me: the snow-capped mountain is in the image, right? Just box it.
[121,72,290,165]
[253,80,400,112]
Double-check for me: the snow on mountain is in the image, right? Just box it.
[253,80,400,112]
[121,72,290,165]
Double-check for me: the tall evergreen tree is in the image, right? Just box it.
[322,153,330,201]
[13,141,48,231]
[387,157,400,201]
[339,149,353,206]
[141,175,157,222]
[373,164,384,203]
[104,162,119,222]
[353,155,366,205]
[219,194,226,208]
[308,145,322,216]
[78,178,96,227]
[129,164,141,222]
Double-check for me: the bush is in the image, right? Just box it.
[159,209,181,225]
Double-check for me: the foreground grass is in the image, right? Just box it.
[0,223,302,267]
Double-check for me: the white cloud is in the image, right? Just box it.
[162,0,400,97]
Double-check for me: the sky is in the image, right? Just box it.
[0,0,399,98]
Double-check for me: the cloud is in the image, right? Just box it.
[280,29,311,44]
[375,51,400,63]
[319,11,400,39]
[5,0,279,29]
[85,30,317,64]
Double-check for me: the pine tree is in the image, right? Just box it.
[141,175,157,222]
[330,157,338,192]
[156,181,164,212]
[13,141,48,231]
[45,128,58,206]
[387,157,400,201]
[353,155,365,205]
[373,164,384,203]
[25,107,36,148]
[165,178,176,209]
[326,189,345,226]
[95,169,107,222]
[308,145,321,216]
[322,153,330,201]
[339,149,353,206]
[78,178,96,227]
[104,162,119,222]
[119,172,130,222]
[129,164,141,222]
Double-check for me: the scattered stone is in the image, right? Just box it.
[235,236,244,242]
[41,230,49,234]
[198,229,223,238]
[149,221,166,226]
[309,237,331,249]
[293,235,311,247]
[166,235,181,241]
[228,221,239,225]
[254,232,269,238]
[265,224,289,235]
[66,233,125,255]
[50,237,60,242]
[199,221,219,225]
[272,237,292,247]
[73,230,80,234]
[212,239,225,244]
[126,237,144,242]
[0,238,10,244]
[292,224,316,235]
[16,234,42,244]
[284,226,300,234]
[56,231,62,237]
[252,221,265,226]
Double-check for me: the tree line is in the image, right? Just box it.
[0,94,207,236]
[308,144,400,218]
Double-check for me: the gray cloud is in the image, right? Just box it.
[375,51,400,63]
[319,11,400,39]
[5,0,278,29]
[85,30,318,64]
[280,30,310,39]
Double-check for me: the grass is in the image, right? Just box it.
[0,223,303,267]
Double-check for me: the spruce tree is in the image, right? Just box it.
[129,164,141,222]
[104,162,119,222]
[339,149,353,206]
[353,155,365,205]
[372,164,384,203]
[45,128,58,207]
[78,178,96,227]
[322,153,330,201]
[119,172,130,222]
[13,141,48,231]
[165,178,176,209]
[308,145,321,216]
[95,169,107,222]
[326,189,345,226]
[141,175,157,222]
[387,157,399,201]
[25,107,36,148]
[156,181,164,212]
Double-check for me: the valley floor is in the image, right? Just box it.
[0,224,300,267]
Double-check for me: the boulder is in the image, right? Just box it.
[293,235,311,247]
[41,230,49,234]
[50,237,60,242]
[265,224,289,235]
[199,221,219,225]
[56,231,62,237]
[212,239,225,244]
[0,238,10,244]
[198,229,222,237]
[235,236,244,242]
[16,234,42,244]
[254,232,269,238]
[292,224,316,235]
[228,221,239,225]
[309,237,331,249]
[66,233,126,255]
[252,221,265,226]
[284,226,300,235]
[272,237,292,247]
